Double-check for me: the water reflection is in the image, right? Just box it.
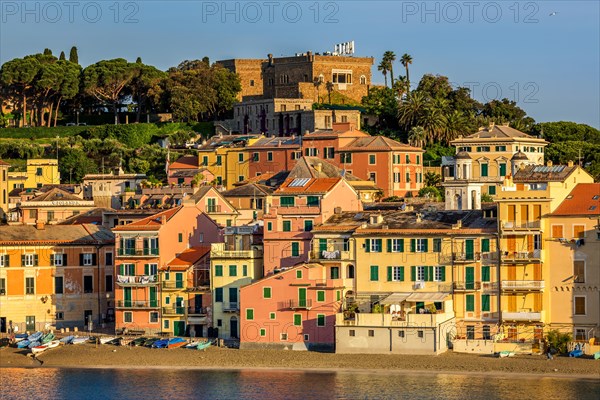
[1,368,598,400]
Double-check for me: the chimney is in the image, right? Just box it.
[315,163,322,172]
[268,53,273,66]
[334,207,342,214]
[567,160,574,167]
[304,130,310,136]
[161,215,167,225]
[36,220,46,230]
[547,160,553,167]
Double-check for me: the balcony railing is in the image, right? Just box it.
[453,281,482,291]
[482,282,499,291]
[310,249,351,261]
[501,280,545,291]
[273,205,321,215]
[116,275,158,286]
[223,302,239,312]
[502,311,543,321]
[481,252,499,262]
[279,299,313,310]
[502,221,541,230]
[206,204,222,213]
[210,243,263,259]
[162,281,185,290]
[117,248,159,257]
[440,253,479,264]
[187,307,209,315]
[116,300,159,309]
[162,306,185,315]
[501,250,542,262]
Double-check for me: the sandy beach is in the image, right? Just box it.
[1,345,598,379]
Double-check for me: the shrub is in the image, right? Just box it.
[545,329,572,355]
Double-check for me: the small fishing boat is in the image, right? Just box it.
[60,335,74,345]
[27,341,41,349]
[28,332,43,342]
[14,333,28,342]
[130,337,148,347]
[186,341,201,348]
[17,340,31,349]
[143,338,159,347]
[151,339,169,348]
[71,337,90,345]
[569,349,584,358]
[498,351,515,358]
[594,351,600,360]
[31,340,60,354]
[167,338,187,349]
[40,332,55,344]
[99,336,116,345]
[195,340,213,351]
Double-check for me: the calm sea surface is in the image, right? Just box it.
[0,368,598,400]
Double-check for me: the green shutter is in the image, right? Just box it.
[433,238,441,252]
[317,291,325,302]
[365,239,370,253]
[399,266,405,281]
[370,265,379,281]
[411,266,416,281]
[375,239,382,252]
[387,239,392,252]
[423,239,429,252]
[387,266,392,281]
[440,266,446,281]
[294,314,302,326]
[481,238,490,253]
[399,239,404,252]
[410,239,416,252]
[481,266,490,282]
[481,294,490,312]
[246,309,254,320]
[466,295,475,312]
[119,265,124,275]
[144,264,149,275]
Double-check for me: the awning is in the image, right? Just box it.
[380,293,410,305]
[406,292,450,302]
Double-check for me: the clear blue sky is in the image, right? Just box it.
[1,0,598,127]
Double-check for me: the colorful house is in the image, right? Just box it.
[210,225,263,340]
[15,188,95,225]
[262,176,362,273]
[221,183,273,225]
[186,186,240,227]
[0,223,114,333]
[8,159,60,190]
[247,135,301,177]
[167,154,215,186]
[112,205,222,335]
[239,262,345,351]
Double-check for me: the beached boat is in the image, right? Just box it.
[72,337,90,345]
[17,340,30,349]
[143,338,159,347]
[594,351,600,360]
[99,336,116,345]
[195,340,213,351]
[40,332,55,344]
[569,349,584,358]
[27,332,43,342]
[498,351,515,358]
[60,335,74,345]
[167,338,187,349]
[31,340,60,354]
[27,341,41,349]
[130,337,148,347]
[186,341,201,348]
[151,339,169,348]
[14,333,28,342]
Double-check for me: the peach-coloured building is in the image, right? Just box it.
[15,188,95,225]
[239,263,345,351]
[112,204,222,335]
[247,136,301,177]
[186,186,240,227]
[262,176,362,273]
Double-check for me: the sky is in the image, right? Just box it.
[1,0,599,128]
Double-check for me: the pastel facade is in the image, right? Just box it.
[186,186,240,227]
[83,169,147,209]
[0,224,114,334]
[113,205,222,335]
[8,159,60,190]
[221,183,272,225]
[248,136,301,177]
[240,263,345,351]
[16,188,95,225]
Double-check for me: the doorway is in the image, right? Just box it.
[26,316,35,331]
[230,316,238,339]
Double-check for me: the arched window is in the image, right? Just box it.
[360,75,366,85]
[347,264,355,279]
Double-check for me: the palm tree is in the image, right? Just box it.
[398,91,426,130]
[420,106,447,143]
[400,53,413,95]
[383,51,396,86]
[443,110,468,144]
[325,81,334,104]
[377,60,389,87]
[313,78,323,103]
[408,126,426,148]
[393,76,407,99]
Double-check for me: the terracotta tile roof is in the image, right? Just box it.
[59,207,113,225]
[169,155,198,169]
[552,183,600,216]
[166,246,211,270]
[275,177,341,194]
[342,136,424,152]
[222,183,273,197]
[303,125,370,139]
[0,224,114,244]
[288,157,363,181]
[112,207,182,231]
[452,124,547,143]
[26,187,83,202]
[0,159,10,166]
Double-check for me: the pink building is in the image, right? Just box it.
[248,136,301,177]
[263,176,362,273]
[112,204,222,334]
[239,263,346,351]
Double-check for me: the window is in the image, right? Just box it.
[215,288,223,302]
[369,172,376,182]
[282,220,292,232]
[467,326,475,340]
[574,296,586,315]
[249,79,254,87]
[0,254,8,267]
[124,312,133,323]
[405,172,410,183]
[414,238,428,253]
[25,277,35,294]
[105,275,113,292]
[433,238,442,253]
[306,196,319,206]
[330,266,340,279]
[55,311,64,320]
[267,222,273,231]
[368,330,375,337]
[216,155,222,166]
[178,233,183,242]
[243,265,247,276]
[280,196,295,207]
[398,330,405,338]
[415,266,426,281]
[238,153,244,162]
[36,167,43,176]
[291,242,300,257]
[305,148,318,157]
[368,154,376,165]
[317,291,325,302]
[365,238,382,253]
[304,220,313,232]
[332,71,352,84]
[390,266,404,281]
[263,287,272,299]
[434,266,445,282]
[84,276,93,293]
[229,265,237,277]
[0,278,5,295]
[280,333,288,340]
[293,314,302,326]
[269,312,276,320]
[481,266,490,282]
[482,325,491,340]
[22,254,38,267]
[217,319,222,327]
[150,312,159,323]
[324,147,335,159]
[238,175,244,182]
[349,330,356,337]
[481,238,490,253]
[360,75,366,84]
[499,163,507,176]
[296,270,302,279]
[466,294,475,312]
[144,264,158,275]
[106,252,113,266]
[574,261,585,283]
[55,277,63,294]
[393,172,401,183]
[246,309,254,320]
[389,238,404,252]
[573,225,585,239]
[52,253,63,266]
[340,152,352,164]
[47,211,54,222]
[201,156,208,166]
[481,163,488,177]
[260,329,266,337]
[417,330,424,338]
[393,154,400,164]
[317,314,325,327]
[481,294,490,312]
[551,225,563,238]
[215,265,223,277]
[370,265,379,281]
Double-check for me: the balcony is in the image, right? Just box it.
[116,275,158,286]
[502,311,543,321]
[337,311,454,328]
[501,280,545,291]
[116,300,159,309]
[211,243,263,259]
[501,250,542,263]
[223,302,239,312]
[162,306,185,315]
[501,221,541,231]
[453,282,481,291]
[279,299,313,310]
[162,281,185,291]
[439,253,479,264]
[310,249,351,261]
[117,248,159,257]
[481,252,499,262]
[206,204,222,213]
[273,205,321,215]
[187,306,209,315]
[481,282,499,292]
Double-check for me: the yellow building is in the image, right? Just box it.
[196,134,262,189]
[546,183,600,342]
[210,225,263,340]
[0,160,9,221]
[445,124,547,197]
[8,159,60,191]
[495,162,594,342]
[0,224,114,334]
[312,205,498,354]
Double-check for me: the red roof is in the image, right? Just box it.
[166,246,211,270]
[552,183,600,216]
[113,207,182,231]
[275,177,341,194]
[0,159,10,166]
[170,155,198,170]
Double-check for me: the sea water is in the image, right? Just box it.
[0,368,598,399]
